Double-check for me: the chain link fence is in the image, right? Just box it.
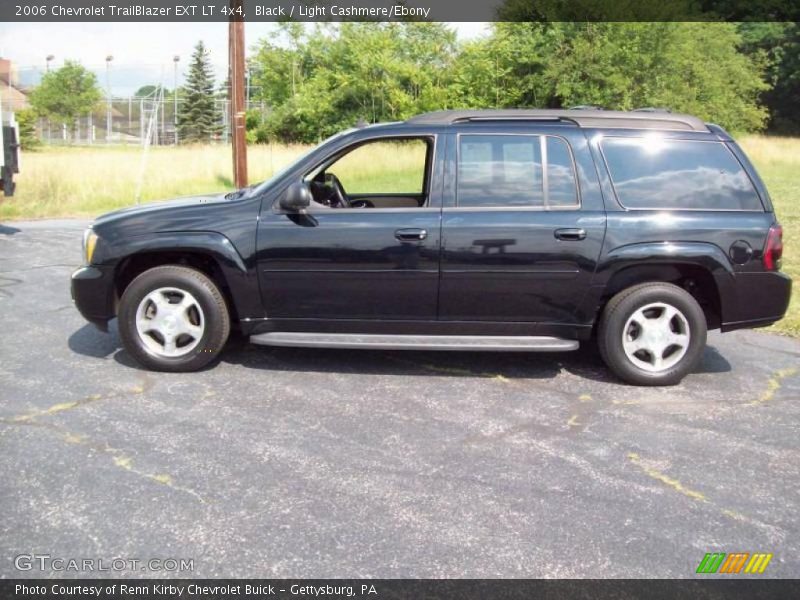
[35,97,267,146]
[5,63,266,146]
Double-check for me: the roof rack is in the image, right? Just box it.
[406,109,708,132]
[451,115,581,126]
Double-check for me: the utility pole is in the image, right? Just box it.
[228,0,247,188]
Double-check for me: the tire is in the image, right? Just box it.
[598,282,707,386]
[118,265,230,372]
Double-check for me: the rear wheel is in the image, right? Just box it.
[118,265,230,372]
[598,282,706,386]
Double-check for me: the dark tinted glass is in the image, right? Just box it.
[602,138,762,210]
[546,137,579,207]
[457,135,544,207]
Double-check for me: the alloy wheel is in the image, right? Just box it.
[622,302,691,372]
[135,287,205,358]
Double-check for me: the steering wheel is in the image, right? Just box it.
[324,173,350,208]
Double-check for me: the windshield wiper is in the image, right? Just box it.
[225,185,254,200]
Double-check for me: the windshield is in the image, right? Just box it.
[249,130,355,196]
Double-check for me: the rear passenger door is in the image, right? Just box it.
[439,126,606,327]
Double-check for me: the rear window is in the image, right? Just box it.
[601,138,763,211]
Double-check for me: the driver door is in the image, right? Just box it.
[256,136,442,322]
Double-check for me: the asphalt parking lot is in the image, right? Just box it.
[1,219,798,578]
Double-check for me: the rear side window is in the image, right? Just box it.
[457,135,579,208]
[601,138,762,210]
[546,136,579,207]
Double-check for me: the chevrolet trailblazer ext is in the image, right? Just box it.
[71,109,791,385]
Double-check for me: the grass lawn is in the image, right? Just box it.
[738,136,799,337]
[1,135,797,336]
[0,143,308,219]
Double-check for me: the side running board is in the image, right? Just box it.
[249,332,579,352]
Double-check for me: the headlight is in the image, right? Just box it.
[83,228,98,264]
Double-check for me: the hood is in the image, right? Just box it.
[93,193,230,226]
[89,191,260,244]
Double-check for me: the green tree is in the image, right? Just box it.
[249,22,306,109]
[496,0,699,21]
[177,41,222,143]
[250,22,457,142]
[15,108,40,150]
[450,23,769,133]
[248,22,770,141]
[28,60,102,128]
[738,22,800,133]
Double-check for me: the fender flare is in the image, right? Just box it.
[105,231,262,320]
[590,241,736,323]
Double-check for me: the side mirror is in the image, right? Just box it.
[279,181,312,212]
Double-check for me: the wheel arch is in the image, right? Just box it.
[592,242,736,331]
[111,232,259,324]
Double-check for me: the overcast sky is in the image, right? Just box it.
[0,22,489,95]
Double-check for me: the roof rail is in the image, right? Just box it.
[450,115,580,127]
[406,109,708,132]
[632,107,672,113]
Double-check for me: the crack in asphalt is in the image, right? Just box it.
[1,417,207,504]
[748,367,798,406]
[0,375,206,504]
[0,275,22,297]
[0,263,76,274]
[628,452,706,501]
[3,375,153,423]
[626,451,785,540]
[382,354,514,382]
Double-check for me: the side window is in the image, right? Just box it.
[456,135,579,208]
[601,138,763,210]
[458,135,543,208]
[546,137,579,207]
[326,138,429,195]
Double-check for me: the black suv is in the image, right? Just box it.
[71,109,791,385]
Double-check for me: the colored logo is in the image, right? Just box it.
[696,552,773,574]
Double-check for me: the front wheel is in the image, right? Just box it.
[118,265,230,372]
[598,282,707,386]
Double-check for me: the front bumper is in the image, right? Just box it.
[721,271,792,332]
[71,265,116,332]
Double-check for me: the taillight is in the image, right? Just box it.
[763,225,783,271]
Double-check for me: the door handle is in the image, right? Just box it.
[554,228,586,241]
[395,228,428,242]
